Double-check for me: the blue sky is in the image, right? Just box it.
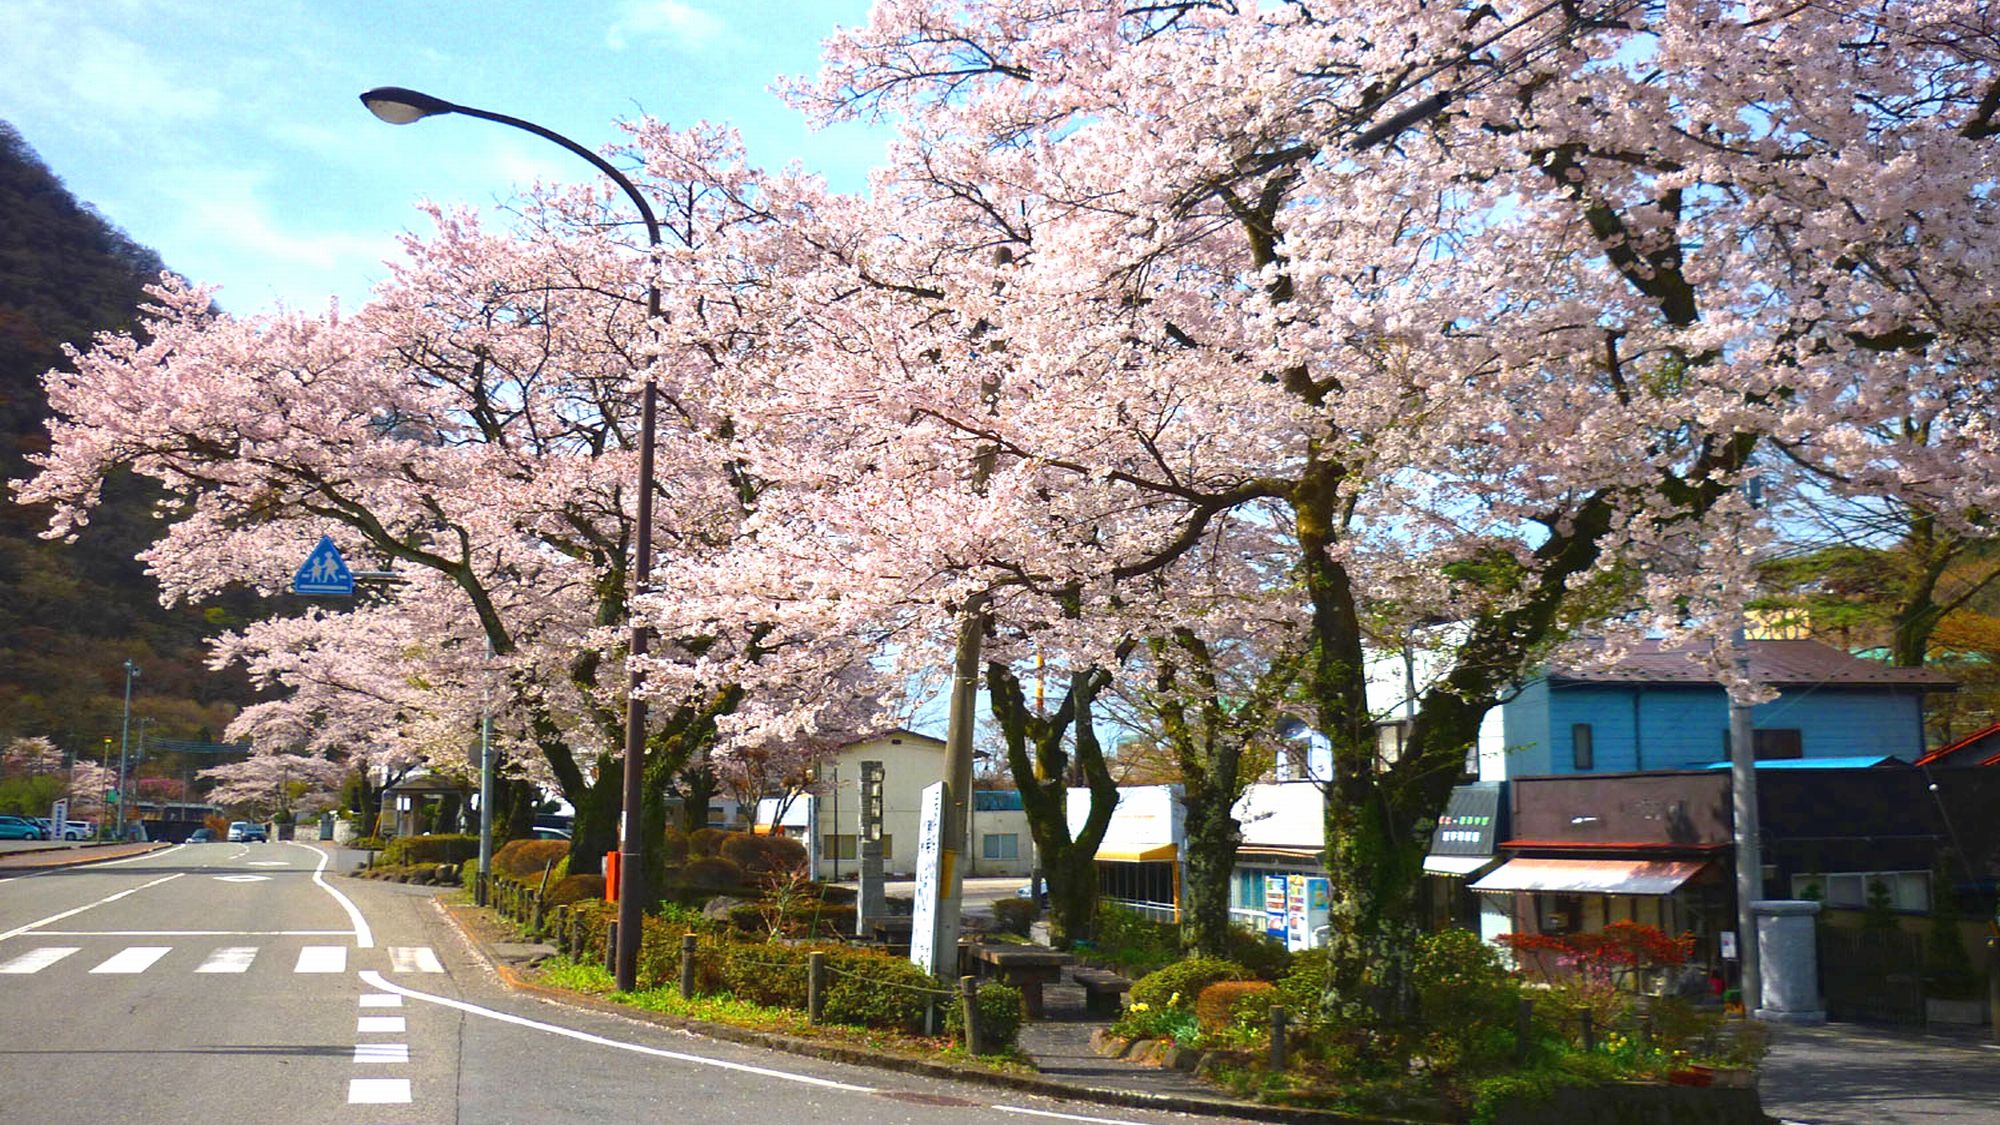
[1,0,884,315]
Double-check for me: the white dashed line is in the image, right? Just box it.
[294,945,347,973]
[0,947,78,974]
[357,1015,406,1034]
[195,947,257,973]
[90,946,170,974]
[353,1042,410,1064]
[359,993,402,1008]
[347,1078,411,1104]
[388,946,444,973]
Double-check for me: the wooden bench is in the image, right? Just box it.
[968,942,1073,1018]
[1072,968,1132,1017]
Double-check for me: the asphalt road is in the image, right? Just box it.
[0,844,1220,1124]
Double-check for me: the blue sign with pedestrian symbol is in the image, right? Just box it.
[293,535,355,596]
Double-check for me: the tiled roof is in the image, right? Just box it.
[1547,638,1958,690]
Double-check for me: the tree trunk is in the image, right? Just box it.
[566,756,622,876]
[991,661,1119,946]
[1180,791,1241,957]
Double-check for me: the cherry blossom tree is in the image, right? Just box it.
[761,0,2000,1018]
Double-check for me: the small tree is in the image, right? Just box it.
[1925,864,1979,1000]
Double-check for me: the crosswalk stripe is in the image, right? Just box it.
[91,946,171,974]
[356,1015,406,1034]
[347,1078,411,1104]
[196,946,258,973]
[295,945,346,973]
[359,994,402,1008]
[387,946,444,973]
[0,947,79,974]
[353,1042,410,1064]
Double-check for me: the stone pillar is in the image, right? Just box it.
[856,838,886,937]
[1753,899,1826,1024]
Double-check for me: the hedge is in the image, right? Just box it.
[545,874,607,907]
[688,827,732,857]
[719,833,809,878]
[381,833,480,867]
[1194,980,1277,1032]
[680,856,747,891]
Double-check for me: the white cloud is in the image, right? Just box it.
[605,1,727,51]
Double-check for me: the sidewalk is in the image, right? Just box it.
[0,841,166,872]
[1759,1020,2000,1125]
[1015,972,1261,1106]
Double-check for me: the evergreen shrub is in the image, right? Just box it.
[1130,956,1251,1010]
[381,833,480,867]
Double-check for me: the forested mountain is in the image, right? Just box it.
[0,121,256,761]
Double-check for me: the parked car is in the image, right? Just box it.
[0,815,48,840]
[226,821,267,843]
[188,827,215,842]
[530,826,571,840]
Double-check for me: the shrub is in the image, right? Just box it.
[945,981,1027,1050]
[822,949,941,1032]
[1414,927,1518,1027]
[1274,947,1332,1029]
[1221,926,1293,980]
[688,827,732,857]
[719,833,807,877]
[989,897,1040,937]
[681,855,747,892]
[546,874,607,907]
[350,835,388,852]
[493,838,570,880]
[661,825,690,865]
[1092,903,1179,975]
[1131,956,1251,1011]
[381,833,480,867]
[1194,980,1277,1032]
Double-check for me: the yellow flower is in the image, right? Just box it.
[1168,991,1181,1007]
[1130,1002,1150,1013]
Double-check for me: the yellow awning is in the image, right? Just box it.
[1095,844,1178,862]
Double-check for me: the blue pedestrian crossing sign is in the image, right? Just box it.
[293,535,355,596]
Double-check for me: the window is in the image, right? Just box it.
[981,833,1019,860]
[1791,870,1930,913]
[820,834,856,861]
[1571,723,1595,770]
[1754,729,1803,760]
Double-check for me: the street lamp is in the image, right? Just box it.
[116,660,138,838]
[361,86,664,992]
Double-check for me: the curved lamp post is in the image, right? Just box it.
[361,86,661,991]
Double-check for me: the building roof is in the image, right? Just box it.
[1913,719,2000,768]
[1698,756,1901,771]
[1546,639,1958,691]
[840,726,945,748]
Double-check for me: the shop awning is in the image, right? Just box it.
[1469,857,1708,896]
[1422,854,1498,877]
[1095,844,1178,862]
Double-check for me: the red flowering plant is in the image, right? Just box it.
[1499,922,1694,993]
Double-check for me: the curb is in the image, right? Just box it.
[436,902,1406,1125]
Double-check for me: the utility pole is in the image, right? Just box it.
[115,660,137,839]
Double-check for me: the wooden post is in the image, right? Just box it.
[1515,997,1535,1062]
[960,975,982,1055]
[605,920,619,977]
[1268,1005,1288,1071]
[808,952,826,1024]
[1988,943,1999,1045]
[533,859,555,933]
[1580,1009,1596,1053]
[680,934,697,1000]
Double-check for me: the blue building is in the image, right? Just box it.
[1484,639,1955,780]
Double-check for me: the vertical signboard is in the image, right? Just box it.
[1264,873,1289,939]
[49,798,67,842]
[909,781,946,976]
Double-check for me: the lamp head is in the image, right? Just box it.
[360,86,456,125]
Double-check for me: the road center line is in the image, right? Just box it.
[34,929,354,937]
[287,842,372,948]
[0,872,185,941]
[357,970,878,1093]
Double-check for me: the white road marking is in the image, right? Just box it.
[213,875,271,883]
[347,1078,411,1104]
[287,842,372,948]
[359,994,402,1008]
[388,946,444,973]
[90,946,171,974]
[353,1042,410,1064]
[0,947,79,974]
[0,872,185,941]
[295,946,347,973]
[34,929,351,937]
[357,1015,406,1033]
[358,970,877,1093]
[246,861,290,867]
[993,1106,1165,1125]
[196,947,257,973]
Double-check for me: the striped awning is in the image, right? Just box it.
[1469,857,1708,896]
